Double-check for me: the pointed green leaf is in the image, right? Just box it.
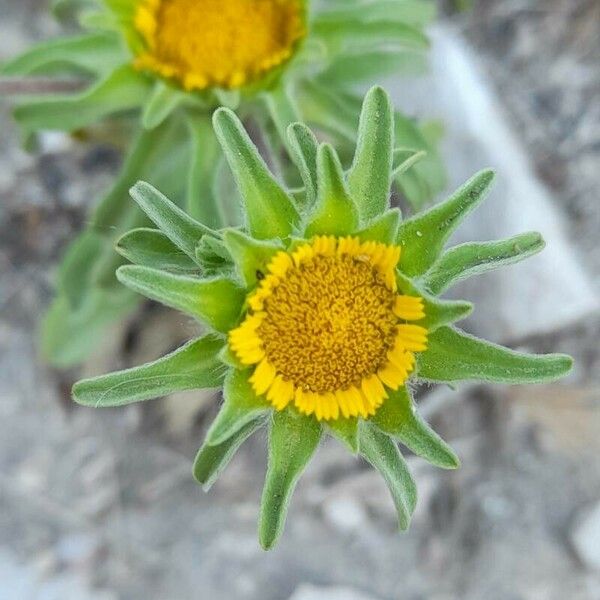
[418,326,573,384]
[115,228,198,272]
[260,410,322,549]
[263,85,301,149]
[359,421,416,530]
[206,369,270,446]
[347,86,394,220]
[213,107,300,239]
[314,19,429,52]
[186,113,224,228]
[116,266,245,332]
[373,387,459,469]
[327,418,359,453]
[422,232,546,295]
[392,149,426,178]
[222,229,283,287]
[316,1,436,27]
[0,32,124,77]
[142,82,184,129]
[194,236,234,277]
[193,417,264,491]
[397,170,496,276]
[355,209,402,244]
[129,181,212,260]
[13,65,150,137]
[287,122,318,206]
[72,335,226,407]
[396,271,472,331]
[305,143,358,237]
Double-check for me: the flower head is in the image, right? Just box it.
[133,0,306,90]
[231,236,426,420]
[73,87,572,550]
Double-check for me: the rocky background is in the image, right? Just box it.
[1,1,599,599]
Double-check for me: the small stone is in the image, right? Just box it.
[571,501,600,571]
[322,497,368,533]
[289,584,384,600]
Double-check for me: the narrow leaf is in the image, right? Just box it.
[418,326,573,384]
[13,65,150,136]
[287,122,318,206]
[213,107,300,239]
[422,232,545,295]
[0,32,124,77]
[359,421,416,530]
[72,335,226,407]
[392,149,426,178]
[222,229,283,287]
[116,266,245,332]
[115,228,198,272]
[355,209,402,244]
[304,143,358,237]
[205,369,270,446]
[396,270,472,331]
[372,387,459,469]
[347,86,394,220]
[129,181,212,260]
[397,170,496,276]
[186,113,224,228]
[327,418,359,453]
[259,410,322,549]
[142,82,184,129]
[193,417,264,491]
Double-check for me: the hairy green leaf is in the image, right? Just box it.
[116,228,198,272]
[422,232,545,295]
[116,266,245,332]
[418,326,573,384]
[205,369,270,446]
[142,82,185,129]
[223,229,283,287]
[213,107,300,239]
[355,209,402,244]
[14,65,150,137]
[347,86,394,220]
[327,418,359,453]
[1,32,124,77]
[129,181,212,260]
[193,417,264,491]
[287,122,319,206]
[305,143,358,236]
[373,387,459,469]
[73,335,226,407]
[398,170,496,276]
[259,410,322,549]
[359,421,416,530]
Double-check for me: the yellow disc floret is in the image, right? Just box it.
[229,236,429,422]
[133,0,306,90]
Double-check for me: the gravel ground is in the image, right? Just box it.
[1,1,599,599]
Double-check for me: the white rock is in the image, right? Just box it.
[571,502,600,571]
[289,584,384,600]
[322,496,368,533]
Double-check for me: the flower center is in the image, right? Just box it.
[229,237,428,421]
[258,254,398,394]
[134,0,306,90]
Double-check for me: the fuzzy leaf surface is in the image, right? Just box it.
[418,326,573,384]
[117,266,245,332]
[73,335,225,407]
[259,411,321,549]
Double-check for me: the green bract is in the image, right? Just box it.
[72,87,573,549]
[1,0,445,367]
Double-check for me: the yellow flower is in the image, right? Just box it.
[229,236,427,421]
[133,0,307,90]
